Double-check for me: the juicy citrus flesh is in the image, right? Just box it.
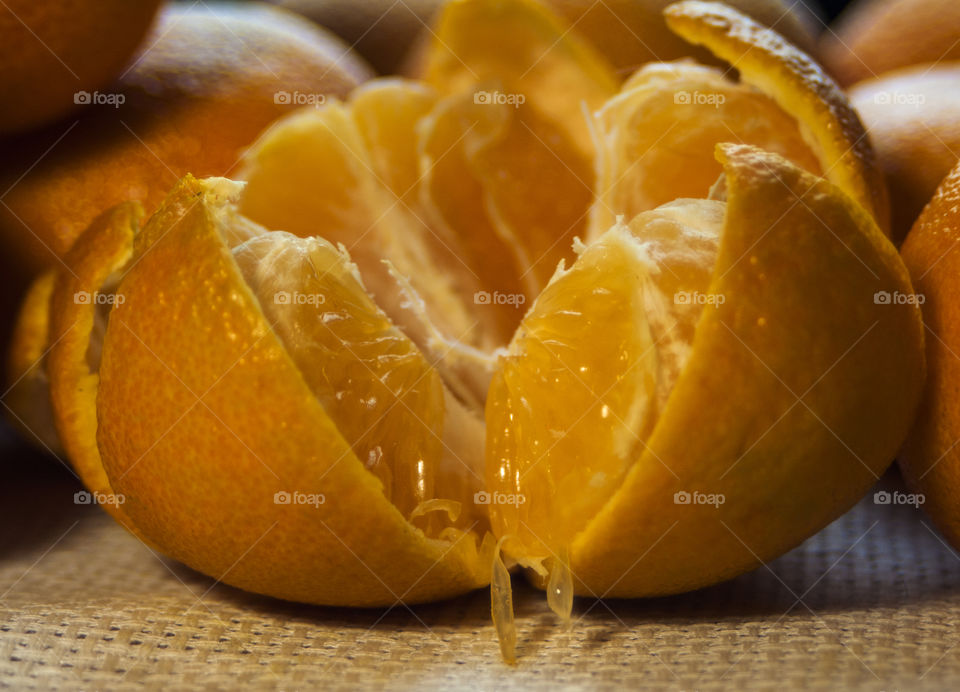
[487,201,722,565]
[240,78,594,401]
[590,62,821,235]
[232,231,482,528]
[421,0,619,159]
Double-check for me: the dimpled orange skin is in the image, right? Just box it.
[95,177,490,607]
[47,202,143,532]
[849,64,960,245]
[821,0,960,87]
[900,162,960,549]
[0,0,163,134]
[522,145,923,597]
[0,2,372,277]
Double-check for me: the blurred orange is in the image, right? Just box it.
[0,1,371,281]
[849,63,960,243]
[821,0,960,86]
[271,0,445,73]
[0,0,163,134]
[900,160,960,550]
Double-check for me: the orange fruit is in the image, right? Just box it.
[2,0,919,665]
[820,0,960,86]
[270,0,446,74]
[899,160,960,548]
[18,175,495,605]
[0,1,372,281]
[0,0,162,134]
[849,63,960,244]
[485,144,921,660]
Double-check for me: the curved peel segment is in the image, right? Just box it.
[567,144,921,596]
[663,0,890,234]
[96,175,493,606]
[5,271,62,455]
[47,202,143,529]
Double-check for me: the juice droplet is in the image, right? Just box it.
[546,546,573,627]
[491,536,517,664]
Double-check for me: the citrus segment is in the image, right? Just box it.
[663,0,890,233]
[233,231,467,523]
[420,0,619,159]
[237,85,495,384]
[591,61,821,235]
[487,201,722,565]
[95,176,493,606]
[417,91,592,304]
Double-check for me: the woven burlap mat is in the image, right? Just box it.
[2,422,959,691]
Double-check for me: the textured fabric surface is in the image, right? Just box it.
[2,433,960,690]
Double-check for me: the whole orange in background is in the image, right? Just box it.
[821,0,960,86]
[849,63,960,243]
[0,0,163,134]
[0,1,371,282]
[271,0,446,73]
[900,160,960,549]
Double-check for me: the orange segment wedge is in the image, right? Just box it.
[486,145,923,605]
[590,61,822,234]
[420,0,619,158]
